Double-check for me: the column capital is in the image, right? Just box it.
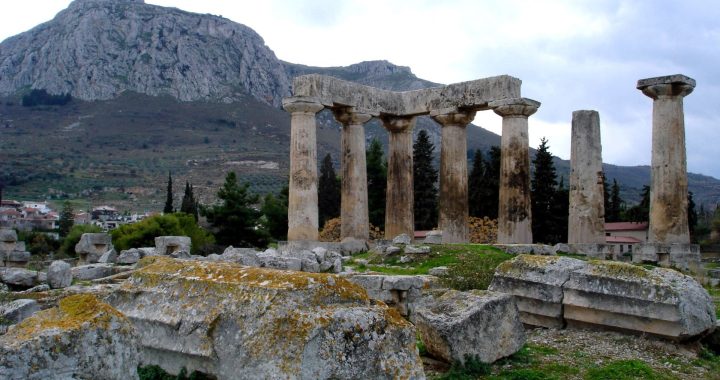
[431,108,476,127]
[331,106,373,126]
[380,115,416,133]
[491,98,540,118]
[282,96,324,114]
[637,74,695,100]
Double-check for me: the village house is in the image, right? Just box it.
[604,221,649,254]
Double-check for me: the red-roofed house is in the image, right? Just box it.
[605,222,648,254]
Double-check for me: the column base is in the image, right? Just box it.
[632,243,701,272]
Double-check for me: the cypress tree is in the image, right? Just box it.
[58,201,75,238]
[468,148,501,219]
[626,185,650,222]
[163,171,174,214]
[551,178,569,243]
[318,153,340,227]
[485,146,501,219]
[531,138,560,243]
[413,130,438,230]
[688,191,697,237]
[468,150,486,218]
[181,181,198,220]
[366,138,387,228]
[607,179,623,222]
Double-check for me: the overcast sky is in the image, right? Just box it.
[1,0,718,178]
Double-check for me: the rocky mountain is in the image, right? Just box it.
[0,0,718,211]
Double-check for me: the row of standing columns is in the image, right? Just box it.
[284,96,542,243]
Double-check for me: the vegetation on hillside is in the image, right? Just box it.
[111,213,214,253]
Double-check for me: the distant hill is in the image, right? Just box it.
[1,0,718,211]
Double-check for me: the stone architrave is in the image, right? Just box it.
[380,115,416,240]
[637,75,695,244]
[568,110,606,244]
[332,107,373,241]
[283,97,324,241]
[491,98,540,244]
[432,109,477,243]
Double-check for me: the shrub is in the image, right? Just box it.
[111,213,214,254]
[21,89,72,107]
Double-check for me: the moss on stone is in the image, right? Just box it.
[588,260,648,279]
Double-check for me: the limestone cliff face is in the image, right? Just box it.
[0,0,291,106]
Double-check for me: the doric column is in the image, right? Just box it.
[491,98,540,244]
[380,115,416,240]
[568,110,605,244]
[283,97,324,241]
[637,75,695,244]
[332,107,373,241]
[432,109,477,243]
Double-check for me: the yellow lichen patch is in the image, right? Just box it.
[3,294,126,342]
[132,257,369,303]
[496,254,561,274]
[589,260,648,279]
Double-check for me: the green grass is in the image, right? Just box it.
[584,360,671,380]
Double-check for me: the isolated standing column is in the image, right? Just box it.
[432,109,477,243]
[381,115,416,240]
[333,107,373,241]
[568,110,606,244]
[637,75,695,244]
[491,98,540,244]
[283,97,324,241]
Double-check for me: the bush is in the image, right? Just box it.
[111,213,214,254]
[20,232,60,256]
[21,89,72,107]
[59,224,103,256]
[318,217,383,242]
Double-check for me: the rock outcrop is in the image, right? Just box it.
[108,256,424,379]
[411,289,526,364]
[0,294,140,380]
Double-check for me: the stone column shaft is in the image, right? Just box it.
[283,98,324,241]
[333,108,372,241]
[637,75,695,244]
[568,110,605,244]
[432,110,477,243]
[491,98,540,244]
[381,116,416,240]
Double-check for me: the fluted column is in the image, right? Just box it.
[333,107,373,241]
[568,110,605,244]
[283,97,324,241]
[491,98,540,244]
[637,75,695,244]
[432,109,477,243]
[381,115,416,240]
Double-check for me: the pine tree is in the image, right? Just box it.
[163,171,174,214]
[318,153,341,228]
[262,185,289,241]
[58,201,75,238]
[180,181,198,220]
[413,130,438,230]
[366,138,387,228]
[607,179,623,222]
[531,138,561,243]
[201,172,268,247]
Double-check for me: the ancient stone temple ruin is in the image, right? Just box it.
[283,74,540,243]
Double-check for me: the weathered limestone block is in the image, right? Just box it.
[411,289,525,364]
[405,245,431,254]
[154,236,191,255]
[117,249,142,265]
[74,233,113,264]
[0,229,18,253]
[632,243,701,272]
[562,260,716,340]
[393,233,412,245]
[108,257,424,379]
[3,250,30,267]
[424,230,442,244]
[0,294,140,380]
[339,238,369,255]
[0,268,45,289]
[0,299,40,325]
[488,255,588,328]
[344,274,428,316]
[98,248,118,264]
[47,261,72,289]
[71,264,115,281]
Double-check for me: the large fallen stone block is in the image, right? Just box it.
[154,236,191,255]
[74,233,113,264]
[411,289,525,364]
[344,274,430,316]
[0,294,140,380]
[0,229,18,253]
[108,256,423,379]
[47,261,72,289]
[562,260,716,340]
[488,255,588,328]
[0,268,45,289]
[3,250,30,267]
[0,299,40,325]
[71,263,115,281]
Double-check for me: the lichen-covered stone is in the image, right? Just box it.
[72,263,115,281]
[47,261,72,289]
[0,294,140,380]
[0,268,45,289]
[563,260,716,340]
[108,257,424,379]
[489,255,588,328]
[0,299,39,325]
[411,289,525,364]
[154,236,191,255]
